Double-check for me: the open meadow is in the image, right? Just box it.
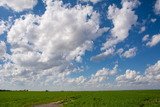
[0,90,160,107]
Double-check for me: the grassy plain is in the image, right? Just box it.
[0,90,160,107]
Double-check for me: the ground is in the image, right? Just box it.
[0,90,160,107]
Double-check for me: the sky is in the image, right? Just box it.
[0,0,160,91]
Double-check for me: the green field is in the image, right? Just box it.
[0,90,160,107]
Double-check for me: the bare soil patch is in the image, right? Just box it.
[33,101,63,107]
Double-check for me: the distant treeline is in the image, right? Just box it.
[0,89,12,91]
[0,89,29,92]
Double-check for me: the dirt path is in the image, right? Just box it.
[33,101,63,107]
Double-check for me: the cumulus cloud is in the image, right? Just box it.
[91,0,139,60]
[145,60,160,76]
[117,47,137,58]
[144,60,160,83]
[139,26,145,33]
[80,0,101,4]
[66,41,93,62]
[0,20,7,35]
[67,76,86,85]
[0,0,37,12]
[0,0,108,87]
[87,64,118,84]
[151,18,157,23]
[146,34,160,47]
[95,65,118,77]
[121,47,137,58]
[116,70,144,86]
[0,41,6,60]
[154,0,160,15]
[45,64,118,89]
[116,60,160,87]
[142,34,149,42]
[102,0,139,50]
[117,48,124,55]
[90,48,114,61]
[116,69,140,82]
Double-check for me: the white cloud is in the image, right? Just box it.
[95,65,118,77]
[102,0,139,51]
[151,18,157,23]
[116,69,148,88]
[139,26,145,33]
[0,41,6,60]
[80,0,101,4]
[154,0,160,15]
[0,0,107,87]
[0,20,7,35]
[116,60,160,87]
[45,65,118,90]
[117,48,124,55]
[66,76,87,85]
[143,60,160,84]
[122,47,137,58]
[87,64,118,84]
[142,34,149,42]
[145,60,160,76]
[66,41,93,62]
[146,34,160,47]
[91,0,139,60]
[116,69,139,81]
[0,0,37,12]
[88,75,107,84]
[90,48,114,61]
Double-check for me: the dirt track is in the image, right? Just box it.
[33,101,63,107]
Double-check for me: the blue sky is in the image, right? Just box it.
[0,0,160,91]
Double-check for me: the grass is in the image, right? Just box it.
[0,90,160,107]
